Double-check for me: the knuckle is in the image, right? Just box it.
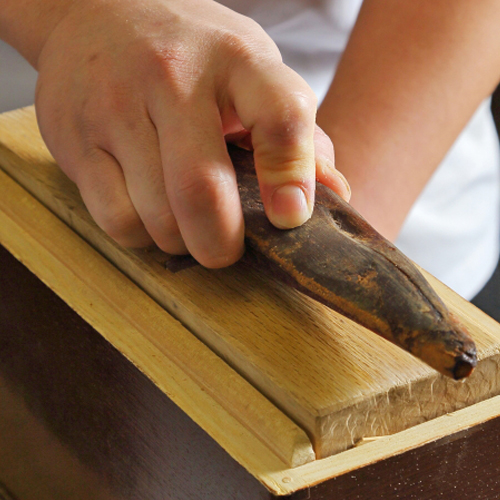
[151,43,192,74]
[263,157,308,177]
[172,165,231,213]
[220,31,261,62]
[65,147,105,185]
[78,124,102,157]
[144,43,200,100]
[260,91,317,147]
[146,210,185,252]
[151,210,181,237]
[218,21,280,65]
[98,206,143,245]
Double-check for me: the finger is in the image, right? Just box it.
[229,61,317,229]
[151,98,245,269]
[75,148,154,248]
[106,118,188,255]
[314,125,351,202]
[225,129,253,151]
[225,124,351,201]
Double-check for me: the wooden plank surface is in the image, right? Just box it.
[1,106,500,460]
[0,163,314,487]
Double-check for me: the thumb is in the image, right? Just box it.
[230,62,317,229]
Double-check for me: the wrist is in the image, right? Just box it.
[0,0,78,67]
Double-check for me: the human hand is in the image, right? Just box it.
[33,0,350,267]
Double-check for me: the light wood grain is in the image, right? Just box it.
[2,160,500,497]
[0,165,314,472]
[1,106,500,460]
[270,393,500,495]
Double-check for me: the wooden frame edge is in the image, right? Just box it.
[266,393,500,494]
[0,166,314,493]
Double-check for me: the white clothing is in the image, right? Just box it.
[0,41,37,112]
[221,0,500,299]
[397,99,500,298]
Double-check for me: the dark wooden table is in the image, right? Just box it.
[1,242,500,500]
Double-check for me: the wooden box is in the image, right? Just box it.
[1,107,500,499]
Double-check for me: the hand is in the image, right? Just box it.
[33,0,350,267]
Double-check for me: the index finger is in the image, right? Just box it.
[229,61,317,229]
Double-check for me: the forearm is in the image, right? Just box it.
[317,0,500,241]
[0,0,76,67]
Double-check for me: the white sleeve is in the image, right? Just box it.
[0,41,37,113]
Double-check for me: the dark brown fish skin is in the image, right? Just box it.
[229,145,477,380]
